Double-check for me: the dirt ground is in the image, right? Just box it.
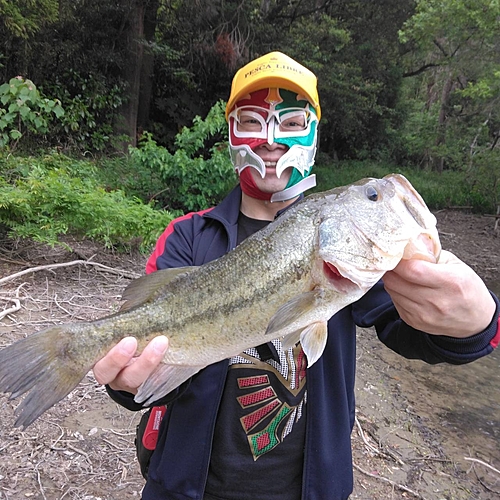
[0,209,498,500]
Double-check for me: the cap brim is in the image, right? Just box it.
[225,52,321,120]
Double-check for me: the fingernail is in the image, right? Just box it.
[120,337,137,355]
[152,336,169,355]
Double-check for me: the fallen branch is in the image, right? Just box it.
[464,456,500,475]
[35,461,48,500]
[353,463,428,499]
[0,254,30,266]
[355,416,379,455]
[0,259,141,287]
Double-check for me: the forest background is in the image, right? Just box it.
[0,0,499,251]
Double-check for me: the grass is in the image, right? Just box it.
[313,160,497,213]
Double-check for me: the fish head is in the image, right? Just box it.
[316,174,441,293]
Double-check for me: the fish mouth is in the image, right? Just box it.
[323,261,359,293]
[386,174,442,262]
[402,231,441,262]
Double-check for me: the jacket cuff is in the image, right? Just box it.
[105,385,145,411]
[427,292,500,361]
[105,377,194,410]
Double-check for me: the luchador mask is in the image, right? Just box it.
[225,52,321,202]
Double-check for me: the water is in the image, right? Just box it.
[370,331,500,471]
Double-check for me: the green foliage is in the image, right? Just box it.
[0,0,58,38]
[314,160,498,213]
[0,76,64,149]
[44,70,127,152]
[399,0,500,49]
[465,148,500,211]
[0,152,178,251]
[129,101,237,212]
[398,0,500,171]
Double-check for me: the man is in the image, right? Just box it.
[94,52,499,500]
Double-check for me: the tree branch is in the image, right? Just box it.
[403,62,442,78]
[0,259,141,287]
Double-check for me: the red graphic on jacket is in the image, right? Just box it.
[229,340,307,460]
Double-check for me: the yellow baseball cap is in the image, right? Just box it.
[225,51,321,121]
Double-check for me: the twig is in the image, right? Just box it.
[102,438,125,450]
[0,296,21,320]
[35,461,48,500]
[355,416,380,455]
[408,456,451,463]
[353,463,428,499]
[67,444,91,463]
[355,416,405,466]
[0,259,141,287]
[0,254,30,266]
[53,293,87,321]
[464,456,500,475]
[0,283,27,320]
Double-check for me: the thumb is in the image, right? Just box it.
[437,249,463,265]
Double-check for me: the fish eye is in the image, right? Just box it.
[365,185,379,202]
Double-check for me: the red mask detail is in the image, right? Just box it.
[239,169,272,201]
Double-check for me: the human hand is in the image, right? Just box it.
[93,336,169,394]
[383,250,496,337]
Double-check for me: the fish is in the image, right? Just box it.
[0,174,441,428]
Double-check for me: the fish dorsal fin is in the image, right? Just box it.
[120,266,197,312]
[265,290,323,337]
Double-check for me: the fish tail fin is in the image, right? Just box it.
[0,326,92,428]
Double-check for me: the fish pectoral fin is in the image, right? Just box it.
[265,290,324,337]
[120,266,198,311]
[134,363,204,405]
[299,321,328,367]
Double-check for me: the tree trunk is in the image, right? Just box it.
[137,0,159,134]
[433,76,454,172]
[116,0,146,150]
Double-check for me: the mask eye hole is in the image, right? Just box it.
[365,185,379,202]
[235,110,266,133]
[278,110,308,132]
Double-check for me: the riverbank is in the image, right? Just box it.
[0,210,498,499]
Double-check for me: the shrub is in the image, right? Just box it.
[129,100,237,212]
[0,77,64,149]
[0,152,178,251]
[313,159,496,213]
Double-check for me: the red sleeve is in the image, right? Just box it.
[491,316,500,349]
[146,209,213,274]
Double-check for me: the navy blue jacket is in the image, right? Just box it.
[109,185,500,500]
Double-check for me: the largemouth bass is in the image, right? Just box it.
[0,174,441,428]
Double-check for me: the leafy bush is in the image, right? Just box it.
[313,160,497,213]
[0,152,178,250]
[44,70,127,152]
[0,101,238,252]
[129,100,237,212]
[0,76,64,149]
